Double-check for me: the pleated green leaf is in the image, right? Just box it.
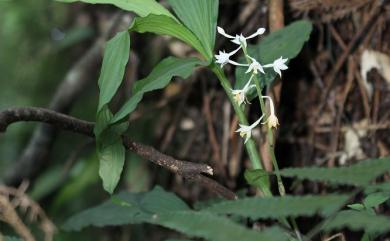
[111,57,203,123]
[279,157,390,186]
[97,31,130,111]
[129,14,207,59]
[323,210,390,234]
[167,0,219,60]
[153,211,289,241]
[203,195,349,219]
[63,186,189,231]
[235,20,312,92]
[55,0,175,19]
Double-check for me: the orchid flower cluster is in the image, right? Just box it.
[215,26,288,143]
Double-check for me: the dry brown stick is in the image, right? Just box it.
[0,107,237,200]
[0,195,35,241]
[203,93,224,175]
[5,13,131,186]
[0,185,56,241]
[314,3,383,121]
[328,57,355,167]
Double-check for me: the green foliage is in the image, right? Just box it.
[111,57,204,123]
[167,0,219,60]
[365,181,390,194]
[203,195,349,219]
[244,169,270,189]
[63,186,288,241]
[129,14,208,59]
[97,31,130,111]
[63,186,189,231]
[55,0,175,19]
[94,107,128,194]
[322,210,390,234]
[362,192,389,208]
[153,211,288,241]
[279,157,390,186]
[235,20,312,91]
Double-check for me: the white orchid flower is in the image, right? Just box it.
[246,56,265,75]
[235,115,265,143]
[264,57,288,77]
[231,77,256,106]
[262,96,279,129]
[215,46,246,68]
[217,26,266,48]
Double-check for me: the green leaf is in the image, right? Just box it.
[279,157,390,186]
[203,195,349,219]
[95,107,128,194]
[154,211,289,241]
[244,169,270,189]
[129,14,207,59]
[111,57,203,123]
[365,181,390,194]
[167,0,218,60]
[63,186,189,231]
[323,210,390,234]
[363,192,389,208]
[55,0,175,19]
[347,203,365,211]
[235,20,312,91]
[97,31,130,111]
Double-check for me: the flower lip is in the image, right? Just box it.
[235,115,264,143]
[261,96,279,129]
[246,56,265,74]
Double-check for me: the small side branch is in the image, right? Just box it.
[0,107,237,200]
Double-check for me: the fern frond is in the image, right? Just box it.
[203,195,349,219]
[63,186,189,231]
[279,157,390,186]
[322,210,390,234]
[154,211,289,241]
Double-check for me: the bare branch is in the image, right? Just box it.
[0,107,237,200]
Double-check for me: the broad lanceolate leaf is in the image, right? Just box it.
[235,20,312,92]
[322,210,390,234]
[55,0,175,19]
[129,14,207,59]
[111,57,203,123]
[63,186,189,231]
[279,157,390,187]
[97,31,130,111]
[95,107,128,194]
[203,195,349,219]
[153,211,289,241]
[168,0,219,61]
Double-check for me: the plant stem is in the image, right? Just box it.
[210,63,271,196]
[241,45,286,196]
[240,46,301,239]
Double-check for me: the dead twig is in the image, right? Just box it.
[0,195,36,241]
[0,184,56,241]
[0,107,237,200]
